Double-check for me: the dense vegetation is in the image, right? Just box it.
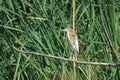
[0,0,120,80]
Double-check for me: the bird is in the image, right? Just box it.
[61,27,79,58]
[61,27,79,80]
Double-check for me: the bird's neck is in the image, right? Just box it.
[67,31,77,41]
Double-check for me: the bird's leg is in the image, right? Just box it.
[73,52,77,60]
[68,51,72,60]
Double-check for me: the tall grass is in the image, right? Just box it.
[0,0,120,80]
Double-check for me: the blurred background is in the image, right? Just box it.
[0,0,120,80]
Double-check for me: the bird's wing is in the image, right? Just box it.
[75,37,79,53]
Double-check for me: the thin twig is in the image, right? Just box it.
[13,46,120,66]
[73,57,77,80]
[72,0,76,30]
[72,0,76,79]
[99,0,120,62]
[5,16,48,25]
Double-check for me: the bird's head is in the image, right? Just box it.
[61,27,77,41]
[61,27,74,33]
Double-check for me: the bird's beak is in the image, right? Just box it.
[60,28,67,32]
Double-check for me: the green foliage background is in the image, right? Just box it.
[0,0,120,80]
